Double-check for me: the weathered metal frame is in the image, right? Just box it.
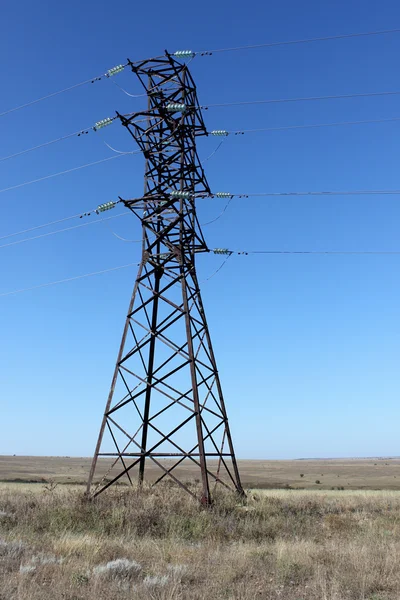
[87,53,244,504]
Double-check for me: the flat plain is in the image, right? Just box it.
[1,454,400,489]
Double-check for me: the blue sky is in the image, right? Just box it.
[1,0,400,459]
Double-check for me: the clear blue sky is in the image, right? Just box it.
[1,0,400,459]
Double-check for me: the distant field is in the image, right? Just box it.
[1,455,400,489]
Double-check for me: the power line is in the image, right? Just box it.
[4,86,399,168]
[3,246,400,298]
[0,116,169,169]
[0,56,163,120]
[203,254,232,280]
[0,128,91,164]
[0,212,129,250]
[195,28,400,55]
[239,250,400,255]
[101,217,141,242]
[4,189,400,247]
[212,248,400,256]
[5,109,396,167]
[201,189,400,227]
[2,29,398,120]
[0,211,90,242]
[0,76,106,119]
[119,113,400,139]
[4,189,399,244]
[0,116,153,165]
[0,117,122,162]
[0,201,125,242]
[0,151,139,196]
[228,116,400,135]
[201,90,400,110]
[0,262,140,298]
[210,190,400,197]
[201,139,226,165]
[4,111,399,168]
[202,197,233,225]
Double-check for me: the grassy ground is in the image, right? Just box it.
[2,455,400,489]
[1,483,400,599]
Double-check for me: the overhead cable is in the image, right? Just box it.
[203,254,232,281]
[0,211,91,242]
[0,151,139,196]
[206,190,400,198]
[5,189,400,251]
[201,138,226,165]
[194,28,400,55]
[0,115,133,164]
[202,197,233,225]
[201,90,400,110]
[0,201,121,243]
[4,111,399,167]
[102,217,141,242]
[0,262,140,298]
[212,248,400,256]
[0,55,163,119]
[239,250,400,255]
[4,245,400,298]
[0,126,94,164]
[209,116,400,137]
[2,30,398,119]
[0,212,129,250]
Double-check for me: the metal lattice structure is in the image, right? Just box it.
[86,54,244,504]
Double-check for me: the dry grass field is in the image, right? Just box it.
[1,482,400,599]
[2,457,400,598]
[2,455,400,490]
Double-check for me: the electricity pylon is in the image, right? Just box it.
[86,53,244,504]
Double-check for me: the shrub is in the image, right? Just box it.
[93,558,142,580]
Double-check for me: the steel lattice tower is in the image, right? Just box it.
[86,54,244,504]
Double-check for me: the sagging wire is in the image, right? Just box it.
[203,252,233,282]
[201,138,226,165]
[202,196,233,226]
[103,141,135,154]
[102,217,141,243]
[109,79,147,98]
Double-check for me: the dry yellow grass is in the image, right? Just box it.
[1,482,400,599]
[2,454,400,489]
